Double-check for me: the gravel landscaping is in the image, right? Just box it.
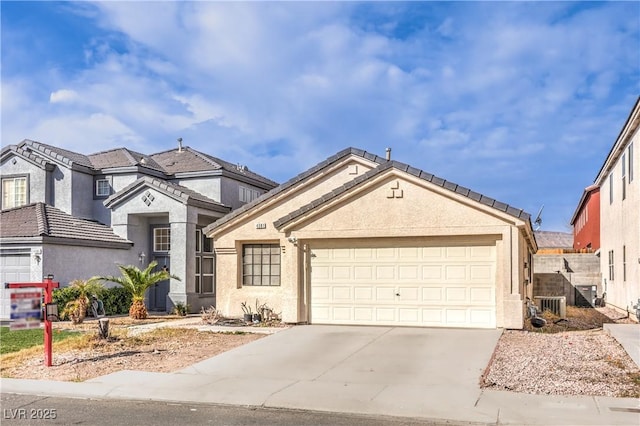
[482,307,640,397]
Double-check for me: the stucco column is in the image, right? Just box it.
[167,217,196,311]
[281,238,301,323]
[502,227,524,329]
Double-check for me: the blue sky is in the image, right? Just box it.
[2,1,639,231]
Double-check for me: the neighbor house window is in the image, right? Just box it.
[609,172,613,204]
[95,178,111,197]
[239,185,261,203]
[195,229,215,294]
[608,250,614,281]
[622,153,627,200]
[154,227,171,252]
[622,246,626,282]
[242,244,280,286]
[2,176,27,209]
[629,143,634,183]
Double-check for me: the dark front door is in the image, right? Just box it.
[149,256,170,312]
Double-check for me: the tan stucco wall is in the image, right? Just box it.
[211,160,532,328]
[211,158,376,319]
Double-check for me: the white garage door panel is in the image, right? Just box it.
[1,254,32,319]
[311,244,496,328]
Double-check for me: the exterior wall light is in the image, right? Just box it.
[138,251,146,264]
[33,248,42,264]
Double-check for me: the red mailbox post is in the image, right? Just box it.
[6,276,60,367]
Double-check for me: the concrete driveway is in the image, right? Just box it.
[175,325,503,421]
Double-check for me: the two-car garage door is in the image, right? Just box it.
[310,243,497,328]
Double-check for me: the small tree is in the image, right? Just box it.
[61,278,104,324]
[99,261,180,319]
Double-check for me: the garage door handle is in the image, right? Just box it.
[395,293,400,296]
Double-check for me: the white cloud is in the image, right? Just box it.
[1,1,638,230]
[32,113,142,151]
[50,89,79,104]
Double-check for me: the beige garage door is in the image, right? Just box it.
[310,243,496,328]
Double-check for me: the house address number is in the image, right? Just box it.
[255,223,267,229]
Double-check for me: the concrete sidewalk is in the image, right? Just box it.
[604,323,640,367]
[1,325,639,425]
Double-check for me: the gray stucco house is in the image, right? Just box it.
[0,139,277,319]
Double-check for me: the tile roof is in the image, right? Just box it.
[7,141,276,190]
[88,148,164,172]
[151,147,223,174]
[20,139,93,168]
[205,147,530,234]
[205,148,388,233]
[0,144,53,169]
[534,231,573,249]
[0,203,131,245]
[273,160,531,230]
[150,147,278,187]
[104,176,232,213]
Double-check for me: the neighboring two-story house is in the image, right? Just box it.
[570,185,600,252]
[593,97,639,319]
[0,139,277,319]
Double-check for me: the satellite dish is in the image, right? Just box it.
[534,205,544,231]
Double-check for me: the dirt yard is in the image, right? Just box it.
[0,316,264,382]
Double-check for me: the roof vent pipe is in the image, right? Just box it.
[177,137,183,152]
[385,147,391,161]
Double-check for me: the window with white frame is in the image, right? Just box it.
[242,243,281,286]
[2,176,27,209]
[195,229,215,294]
[153,227,171,252]
[239,185,261,203]
[95,178,111,197]
[608,250,614,281]
[609,172,613,204]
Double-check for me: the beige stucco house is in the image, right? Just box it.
[205,148,537,329]
[595,97,639,320]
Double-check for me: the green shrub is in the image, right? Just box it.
[52,286,81,320]
[101,286,132,316]
[53,285,131,318]
[171,302,190,316]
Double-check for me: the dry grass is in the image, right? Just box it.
[1,316,198,374]
[1,326,263,382]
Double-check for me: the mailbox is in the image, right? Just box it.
[45,303,59,322]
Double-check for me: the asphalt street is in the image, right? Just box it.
[1,393,470,426]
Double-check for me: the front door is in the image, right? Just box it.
[148,255,170,312]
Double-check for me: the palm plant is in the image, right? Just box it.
[99,261,180,319]
[61,278,104,324]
